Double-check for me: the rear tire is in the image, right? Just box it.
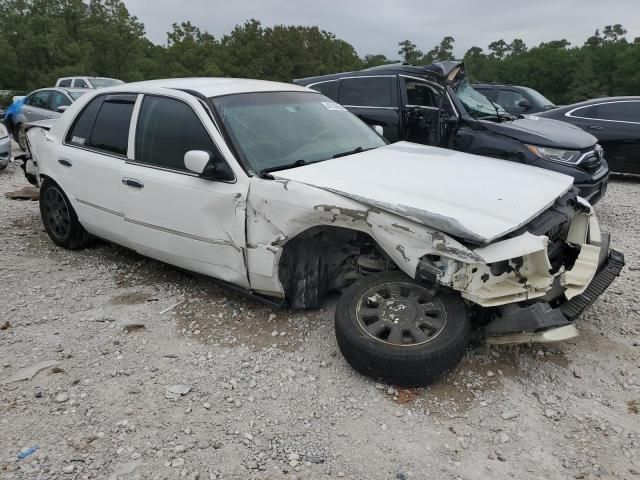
[16,124,27,151]
[39,178,91,249]
[335,271,470,387]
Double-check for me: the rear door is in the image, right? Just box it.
[577,100,640,174]
[338,76,401,141]
[56,93,136,244]
[121,93,249,285]
[22,90,53,122]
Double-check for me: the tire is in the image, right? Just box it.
[335,271,470,387]
[16,123,27,151]
[39,178,91,249]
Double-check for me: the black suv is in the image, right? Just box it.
[294,62,608,204]
[473,83,556,115]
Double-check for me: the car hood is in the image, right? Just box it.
[483,116,597,150]
[273,142,574,245]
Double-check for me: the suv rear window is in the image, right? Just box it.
[66,94,135,155]
[310,81,339,101]
[339,77,394,108]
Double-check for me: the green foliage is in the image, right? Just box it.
[0,1,636,106]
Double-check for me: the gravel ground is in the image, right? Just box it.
[1,149,639,480]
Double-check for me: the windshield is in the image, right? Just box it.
[211,92,386,174]
[455,80,509,118]
[69,91,87,100]
[90,78,124,88]
[522,87,555,108]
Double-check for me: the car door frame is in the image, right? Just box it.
[55,92,138,245]
[398,74,446,146]
[121,89,251,287]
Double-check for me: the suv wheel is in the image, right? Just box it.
[335,271,470,387]
[40,178,91,249]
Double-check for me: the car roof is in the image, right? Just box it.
[553,96,640,111]
[294,61,462,85]
[100,77,313,97]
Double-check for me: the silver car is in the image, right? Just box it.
[0,122,10,169]
[8,88,87,150]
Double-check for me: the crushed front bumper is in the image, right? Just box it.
[485,248,624,343]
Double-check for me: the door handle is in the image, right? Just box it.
[122,178,144,189]
[58,159,72,167]
[588,125,603,130]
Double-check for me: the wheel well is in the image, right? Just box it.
[278,226,398,309]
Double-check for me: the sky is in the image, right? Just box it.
[122,0,640,58]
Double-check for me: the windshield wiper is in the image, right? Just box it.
[258,159,309,178]
[332,146,376,159]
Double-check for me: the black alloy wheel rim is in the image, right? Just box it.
[355,282,447,346]
[43,187,71,240]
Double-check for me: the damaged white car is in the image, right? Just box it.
[24,78,624,386]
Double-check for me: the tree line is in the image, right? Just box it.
[1,0,638,105]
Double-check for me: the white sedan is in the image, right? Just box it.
[25,78,624,386]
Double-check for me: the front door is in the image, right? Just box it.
[399,77,443,146]
[122,94,249,286]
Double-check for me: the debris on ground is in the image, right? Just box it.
[16,446,39,460]
[1,360,58,385]
[123,323,145,333]
[0,321,10,330]
[5,186,39,200]
[165,384,192,400]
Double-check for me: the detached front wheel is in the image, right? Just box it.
[335,271,470,387]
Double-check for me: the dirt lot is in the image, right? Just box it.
[1,151,639,480]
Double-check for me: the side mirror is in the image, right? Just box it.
[57,105,68,113]
[372,125,384,136]
[518,99,531,110]
[184,150,235,181]
[184,150,211,174]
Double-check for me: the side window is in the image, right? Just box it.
[496,89,528,114]
[310,81,339,101]
[340,77,394,108]
[571,105,598,119]
[475,87,497,101]
[403,79,442,107]
[66,97,104,146]
[58,79,72,88]
[30,91,52,109]
[89,97,135,155]
[135,96,222,172]
[66,94,135,155]
[74,79,89,88]
[51,92,72,111]
[596,102,640,122]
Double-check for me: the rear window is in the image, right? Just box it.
[90,100,135,155]
[339,77,394,108]
[596,101,640,122]
[66,94,136,155]
[309,81,339,101]
[58,79,72,88]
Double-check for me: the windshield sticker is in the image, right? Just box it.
[321,102,347,112]
[285,106,300,113]
[71,136,86,145]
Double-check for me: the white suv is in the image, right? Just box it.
[24,78,624,386]
[55,76,124,89]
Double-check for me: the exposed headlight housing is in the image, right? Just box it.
[526,144,582,165]
[0,124,8,139]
